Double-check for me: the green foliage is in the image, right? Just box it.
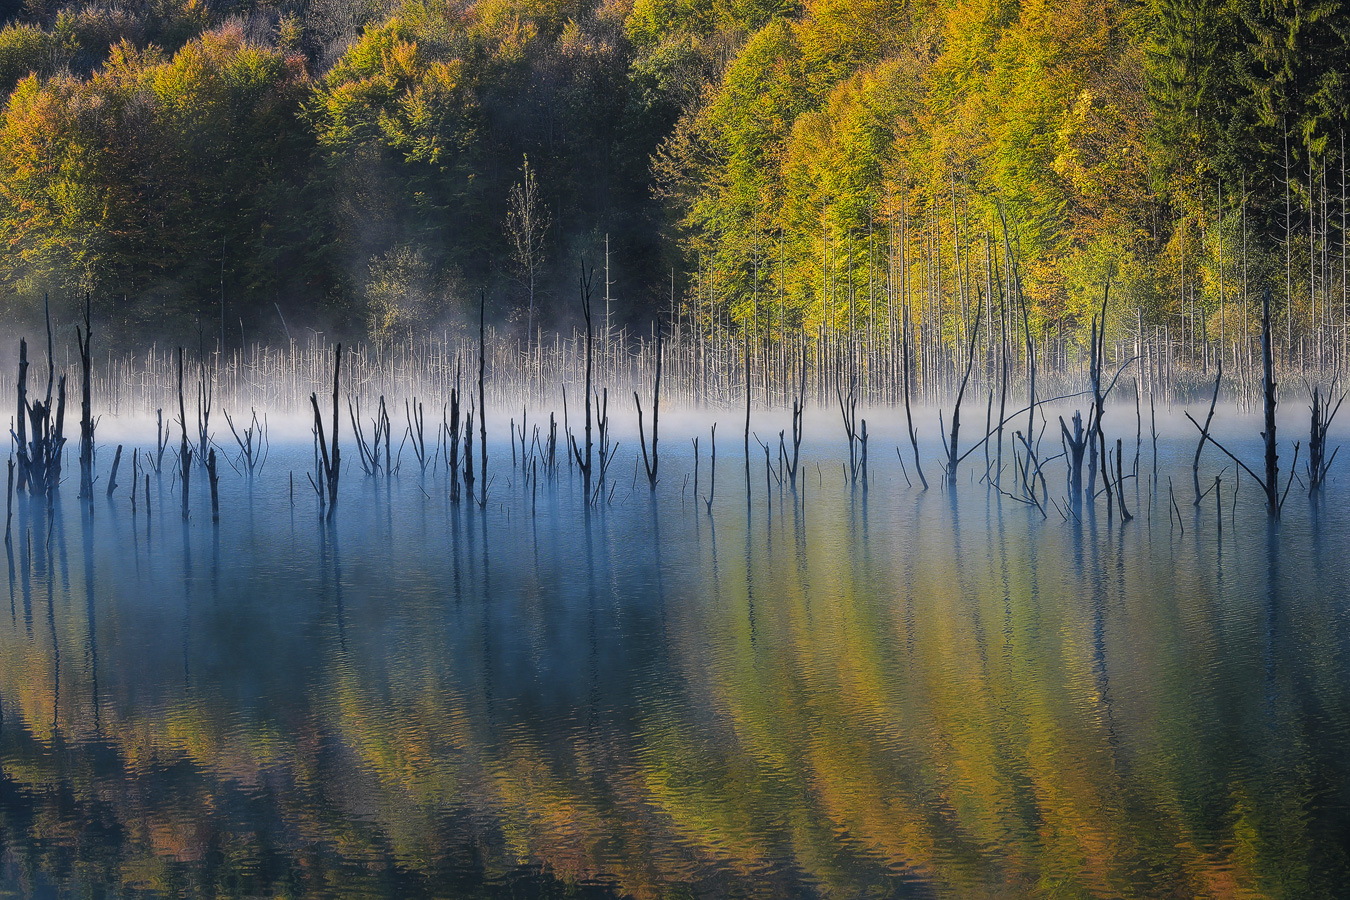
[0,27,314,337]
[0,0,1345,347]
[364,243,464,339]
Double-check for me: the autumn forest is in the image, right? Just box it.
[0,0,1345,358]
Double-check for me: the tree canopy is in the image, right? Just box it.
[0,0,1344,347]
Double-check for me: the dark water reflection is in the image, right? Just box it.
[1,437,1348,898]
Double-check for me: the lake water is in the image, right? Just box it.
[2,418,1348,898]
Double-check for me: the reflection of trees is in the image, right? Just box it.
[639,495,1350,898]
[0,488,1346,898]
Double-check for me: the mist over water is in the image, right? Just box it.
[2,417,1349,898]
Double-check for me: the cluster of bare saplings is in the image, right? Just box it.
[5,264,1345,544]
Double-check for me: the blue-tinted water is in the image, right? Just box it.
[1,418,1348,898]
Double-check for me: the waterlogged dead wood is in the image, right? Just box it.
[1186,291,1297,517]
[5,457,12,545]
[999,206,1036,445]
[743,330,751,481]
[692,436,699,498]
[1192,365,1222,505]
[1262,287,1279,513]
[14,338,28,493]
[405,399,428,474]
[785,341,806,489]
[509,408,528,470]
[1115,438,1132,521]
[860,419,869,489]
[224,408,268,476]
[155,409,167,475]
[1061,412,1087,512]
[349,396,389,476]
[447,362,462,502]
[941,294,983,486]
[308,343,341,521]
[178,348,191,520]
[196,360,213,469]
[703,423,717,515]
[1087,297,1106,508]
[106,445,122,498]
[901,301,928,489]
[569,263,596,504]
[206,447,219,523]
[478,291,488,508]
[838,383,861,484]
[14,304,69,502]
[636,328,662,490]
[593,388,620,504]
[1306,383,1344,494]
[463,406,475,496]
[1079,283,1139,522]
[546,413,557,475]
[76,293,94,503]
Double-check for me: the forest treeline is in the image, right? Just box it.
[0,0,1346,351]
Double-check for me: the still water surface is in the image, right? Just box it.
[1,431,1348,898]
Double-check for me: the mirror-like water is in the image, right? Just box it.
[1,428,1348,899]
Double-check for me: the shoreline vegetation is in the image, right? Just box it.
[0,0,1348,364]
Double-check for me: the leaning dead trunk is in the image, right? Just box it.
[1192,365,1221,505]
[636,328,662,490]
